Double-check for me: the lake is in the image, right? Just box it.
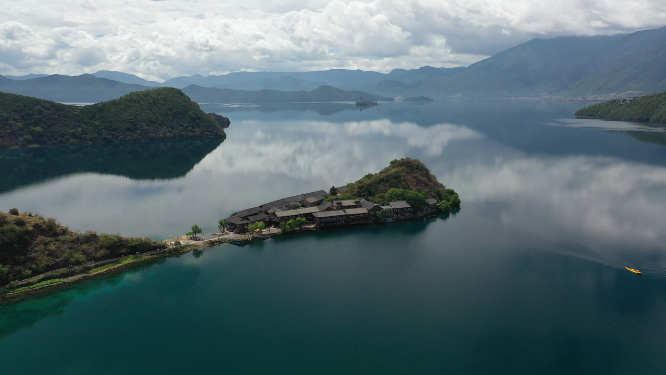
[2,100,666,374]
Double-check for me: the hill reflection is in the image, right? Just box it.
[0,137,224,193]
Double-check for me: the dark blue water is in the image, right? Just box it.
[2,100,666,374]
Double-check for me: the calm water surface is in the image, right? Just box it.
[2,100,666,374]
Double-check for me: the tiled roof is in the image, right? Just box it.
[247,213,267,222]
[232,206,262,218]
[344,207,368,215]
[425,198,438,205]
[359,199,376,210]
[318,202,333,211]
[313,211,348,218]
[336,200,358,206]
[275,209,301,218]
[389,201,412,209]
[226,216,249,225]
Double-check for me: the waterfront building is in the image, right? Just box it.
[380,206,395,222]
[345,207,370,225]
[388,201,413,219]
[312,210,348,228]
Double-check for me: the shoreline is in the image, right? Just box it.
[0,212,447,302]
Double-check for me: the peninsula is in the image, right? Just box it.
[0,158,459,298]
[575,92,666,123]
[0,88,229,149]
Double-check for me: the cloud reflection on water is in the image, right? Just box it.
[2,116,666,273]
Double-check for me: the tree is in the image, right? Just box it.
[9,208,19,215]
[295,217,307,228]
[438,200,450,214]
[289,203,300,210]
[376,211,384,221]
[330,186,339,195]
[218,219,227,232]
[190,224,203,240]
[449,193,461,208]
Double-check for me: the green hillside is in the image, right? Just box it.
[329,158,460,209]
[0,88,227,148]
[575,92,666,123]
[0,210,166,286]
[182,85,393,103]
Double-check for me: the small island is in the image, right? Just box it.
[403,96,434,102]
[356,97,378,108]
[575,92,666,123]
[0,88,229,149]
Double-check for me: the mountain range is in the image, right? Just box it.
[2,26,666,101]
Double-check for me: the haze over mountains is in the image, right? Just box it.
[2,26,666,103]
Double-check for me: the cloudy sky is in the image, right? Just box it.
[2,0,666,80]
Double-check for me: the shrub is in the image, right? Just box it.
[13,217,26,227]
[438,200,451,213]
[9,208,19,215]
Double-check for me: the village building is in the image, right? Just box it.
[360,199,382,220]
[389,201,413,220]
[345,207,370,225]
[226,216,250,233]
[380,206,395,222]
[425,198,439,214]
[333,200,361,210]
[312,210,348,228]
[273,207,321,223]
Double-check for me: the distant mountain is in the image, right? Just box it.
[402,26,666,98]
[0,74,151,103]
[215,76,327,91]
[165,69,388,90]
[92,70,162,87]
[181,85,394,103]
[0,88,227,148]
[5,74,49,80]
[385,66,466,84]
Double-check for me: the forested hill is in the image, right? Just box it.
[575,92,666,123]
[0,88,228,148]
[0,209,166,286]
[181,85,394,103]
[330,158,460,210]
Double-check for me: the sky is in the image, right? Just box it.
[1,0,666,81]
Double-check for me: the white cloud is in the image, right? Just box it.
[1,0,665,79]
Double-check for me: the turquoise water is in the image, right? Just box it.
[2,100,666,374]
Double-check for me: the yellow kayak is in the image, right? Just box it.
[625,267,642,275]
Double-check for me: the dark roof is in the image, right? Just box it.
[359,199,376,210]
[425,198,438,205]
[232,206,262,218]
[344,208,368,215]
[318,202,333,211]
[336,185,349,193]
[266,207,282,214]
[304,196,320,203]
[275,210,301,218]
[335,200,359,207]
[313,211,348,218]
[226,216,249,225]
[259,190,328,211]
[247,213,268,222]
[389,201,412,209]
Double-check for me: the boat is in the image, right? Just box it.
[625,267,642,275]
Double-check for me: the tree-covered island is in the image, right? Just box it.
[575,92,666,123]
[0,88,229,149]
